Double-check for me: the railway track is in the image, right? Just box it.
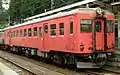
[0,50,120,75]
[0,51,66,75]
[86,68,120,75]
[0,57,35,75]
[0,50,86,75]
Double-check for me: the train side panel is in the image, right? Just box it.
[4,14,76,53]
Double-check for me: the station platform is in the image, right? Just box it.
[0,62,18,75]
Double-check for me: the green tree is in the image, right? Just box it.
[9,0,21,23]
[0,9,9,28]
[9,0,84,24]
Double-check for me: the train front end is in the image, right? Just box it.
[76,8,115,68]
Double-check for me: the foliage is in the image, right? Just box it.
[0,9,9,29]
[9,0,84,24]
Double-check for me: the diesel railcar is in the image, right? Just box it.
[1,8,115,68]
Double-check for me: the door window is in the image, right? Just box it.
[44,25,48,34]
[107,20,113,33]
[70,21,73,34]
[39,27,42,36]
[95,21,101,32]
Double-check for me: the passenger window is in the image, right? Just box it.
[24,29,27,37]
[7,32,9,37]
[34,27,37,36]
[107,20,113,32]
[10,32,11,38]
[28,28,32,37]
[13,31,14,38]
[51,24,56,36]
[10,32,12,38]
[59,23,64,35]
[15,30,17,37]
[44,25,48,34]
[10,31,13,38]
[8,32,10,37]
[9,32,11,37]
[80,19,92,32]
[70,21,73,34]
[95,21,101,32]
[11,32,12,38]
[16,30,19,37]
[13,31,15,37]
[20,30,22,37]
[39,27,42,36]
[14,30,17,37]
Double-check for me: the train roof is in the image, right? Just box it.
[3,8,114,31]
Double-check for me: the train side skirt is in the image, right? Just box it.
[77,62,99,68]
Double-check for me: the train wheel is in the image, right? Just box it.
[15,47,19,54]
[92,53,108,68]
[25,48,29,57]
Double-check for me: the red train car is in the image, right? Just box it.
[3,8,115,68]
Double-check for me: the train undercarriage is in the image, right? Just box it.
[0,44,113,68]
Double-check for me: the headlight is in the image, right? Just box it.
[96,8,103,15]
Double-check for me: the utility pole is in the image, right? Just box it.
[51,0,54,10]
[61,0,67,4]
